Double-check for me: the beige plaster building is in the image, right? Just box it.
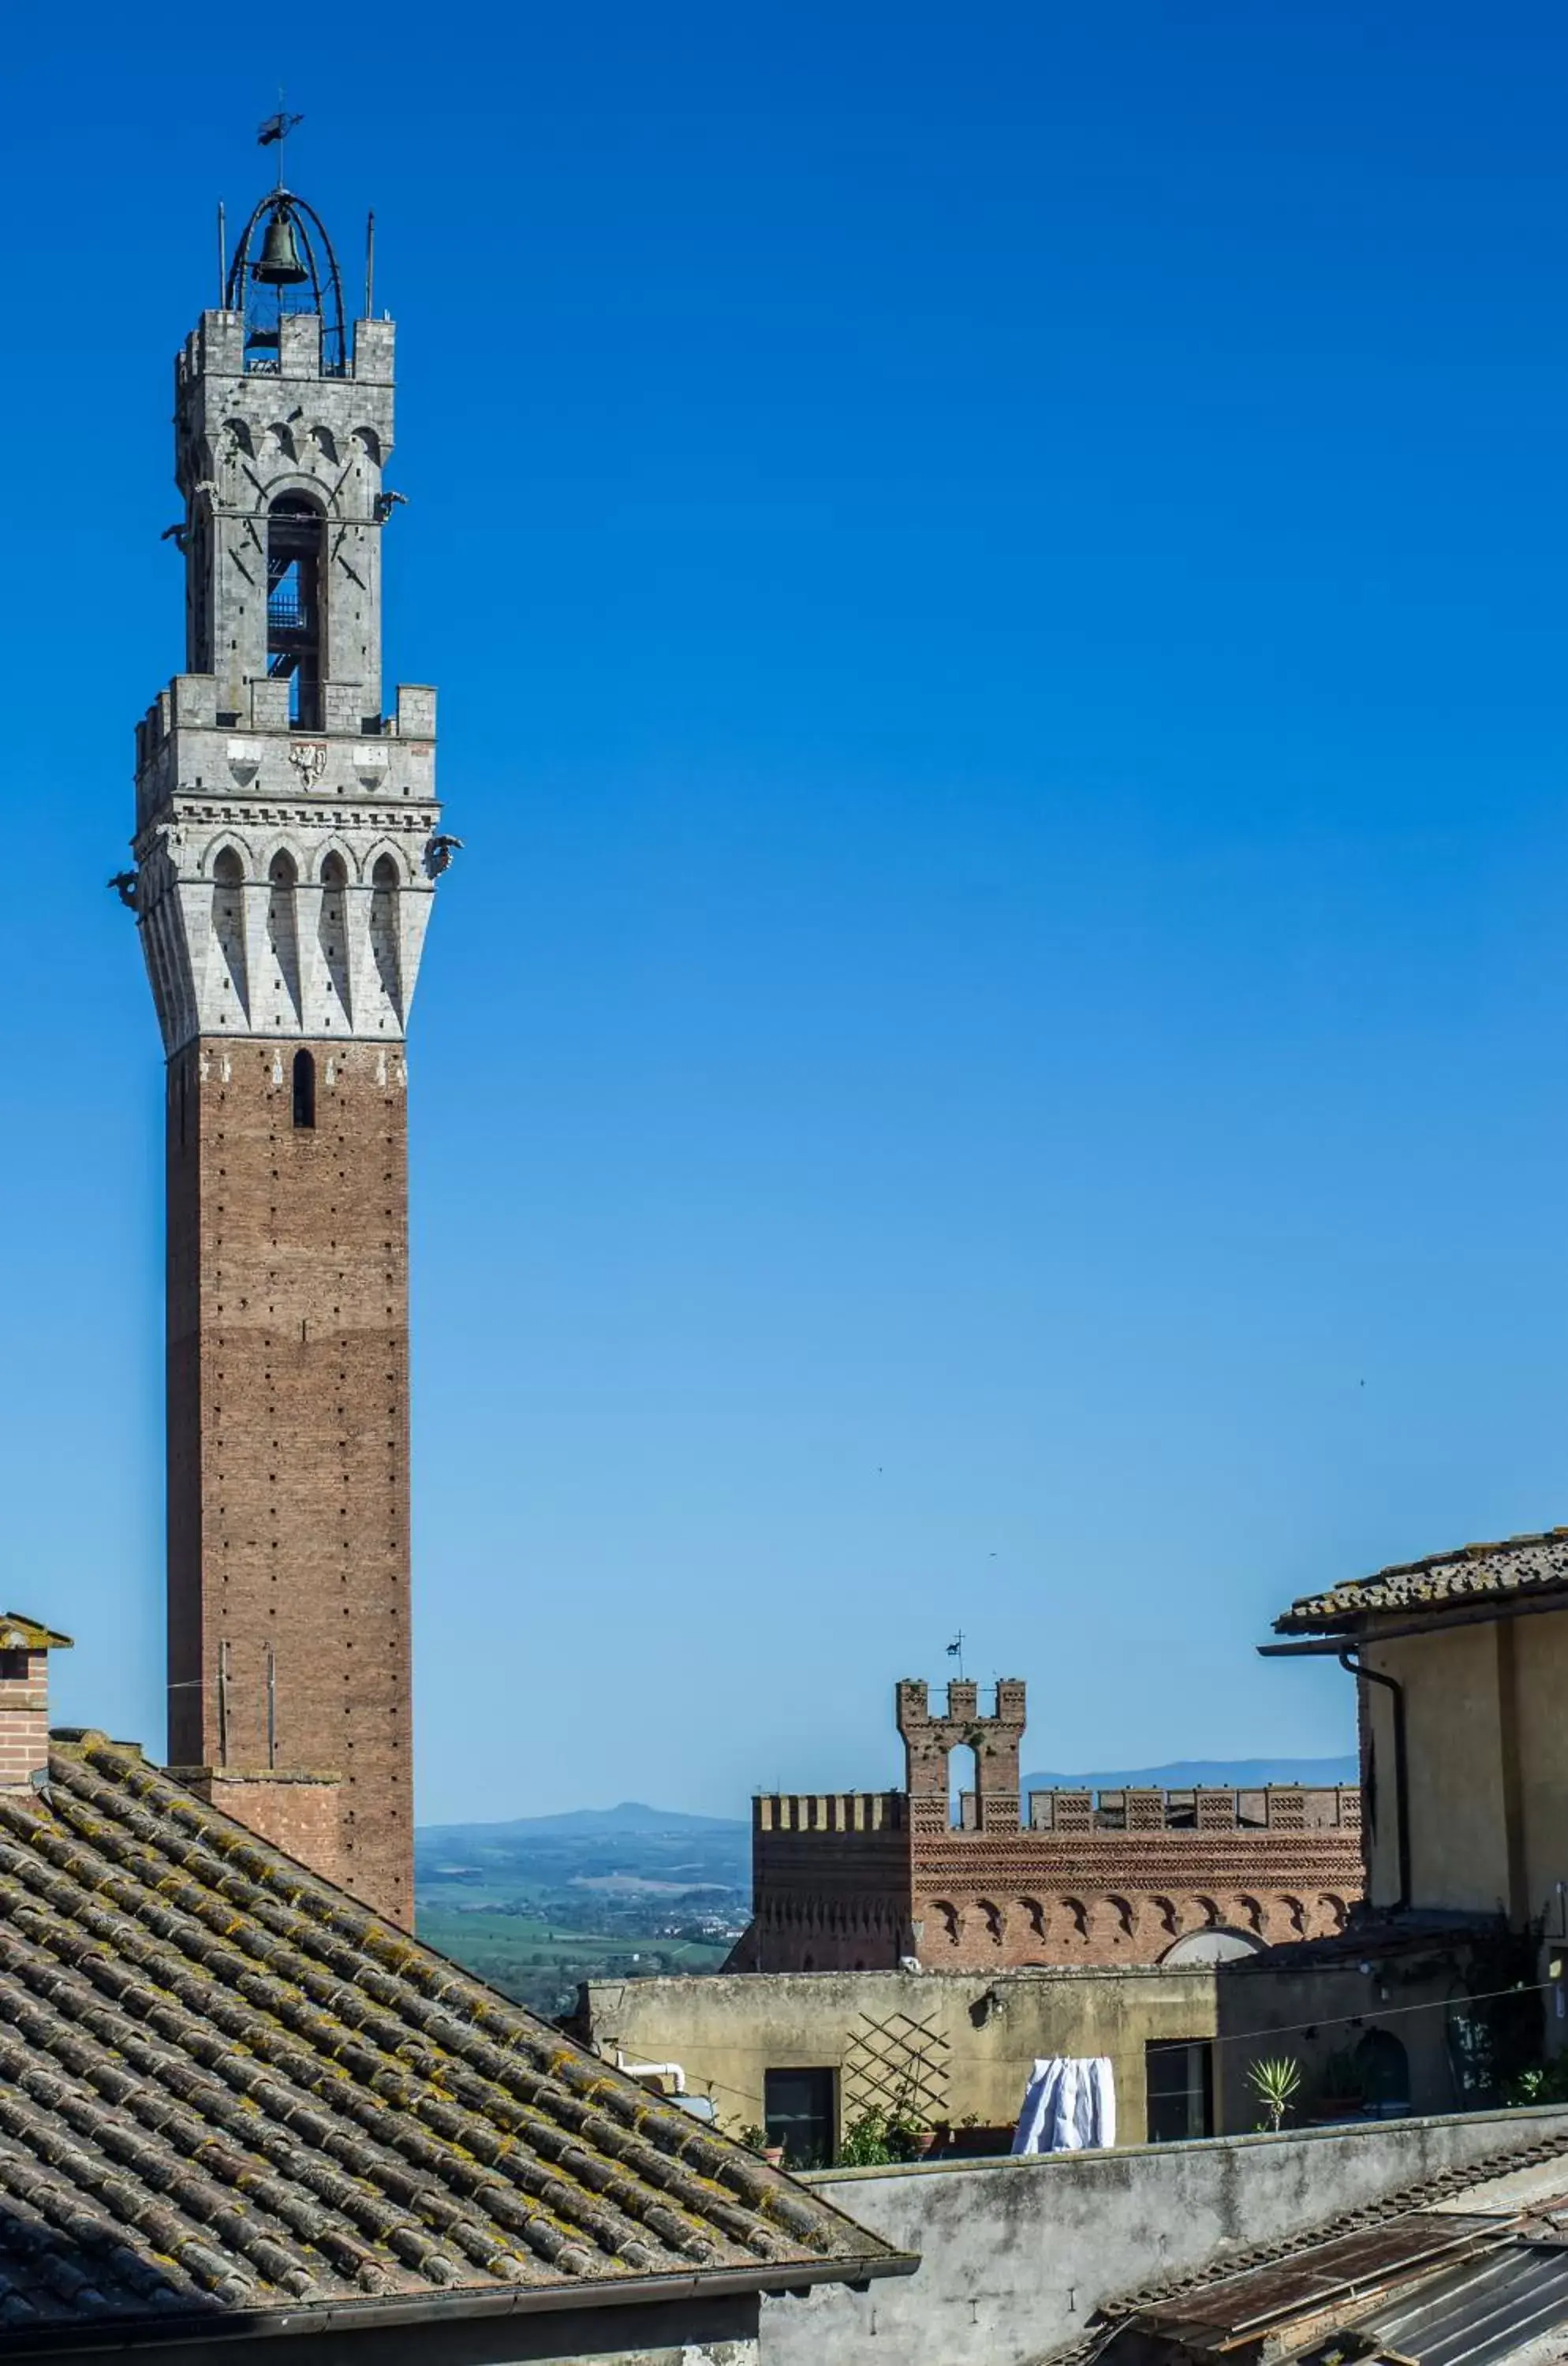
[575,1965,1224,2161]
[1267,1525,1568,1937]
[573,1952,1489,2163]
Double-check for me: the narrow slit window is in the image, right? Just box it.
[292,1049,316,1131]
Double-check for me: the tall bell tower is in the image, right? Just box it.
[125,185,452,1925]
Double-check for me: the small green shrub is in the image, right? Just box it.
[1247,2054,1303,2133]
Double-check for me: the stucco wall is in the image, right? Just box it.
[760,2103,1568,2366]
[1215,1950,1506,2121]
[1506,1610,1568,1926]
[1361,1605,1568,1935]
[1365,1624,1512,1916]
[581,1967,1219,2149]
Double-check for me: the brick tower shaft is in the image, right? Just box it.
[166,1038,413,1921]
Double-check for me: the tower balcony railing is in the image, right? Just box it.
[267,587,312,633]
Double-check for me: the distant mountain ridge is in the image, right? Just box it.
[1022,1756,1357,1793]
[418,1801,743,1845]
[416,1757,1357,1842]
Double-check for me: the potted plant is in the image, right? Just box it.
[1246,2054,1303,2133]
[1308,2048,1365,2122]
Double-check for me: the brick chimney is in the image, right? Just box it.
[0,1614,72,1790]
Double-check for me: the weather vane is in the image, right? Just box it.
[257,95,304,188]
[946,1629,966,1679]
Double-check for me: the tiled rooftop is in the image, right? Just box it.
[1274,1526,1568,1636]
[0,1730,905,2340]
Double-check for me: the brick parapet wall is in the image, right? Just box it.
[754,1793,907,1834]
[1017,1784,1361,1833]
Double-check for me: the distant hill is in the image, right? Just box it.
[1023,1756,1357,1792]
[414,1804,749,1907]
[418,1801,744,1845]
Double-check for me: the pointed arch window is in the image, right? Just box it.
[319,851,350,1021]
[369,853,401,1013]
[211,846,246,1014]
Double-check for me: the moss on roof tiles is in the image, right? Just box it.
[0,1733,901,2336]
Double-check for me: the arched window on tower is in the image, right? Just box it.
[266,850,301,1025]
[267,494,324,728]
[319,851,349,1021]
[211,846,247,1016]
[292,1049,316,1131]
[369,853,401,1016]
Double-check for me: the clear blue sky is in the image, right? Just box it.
[6,4,1568,1819]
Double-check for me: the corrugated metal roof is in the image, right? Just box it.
[1137,2215,1505,2342]
[1349,2241,1568,2366]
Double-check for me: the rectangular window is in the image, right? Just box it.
[763,2067,835,2170]
[1145,2039,1214,2143]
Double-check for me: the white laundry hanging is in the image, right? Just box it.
[1010,2056,1116,2155]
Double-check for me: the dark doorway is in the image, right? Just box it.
[1145,2039,1214,2142]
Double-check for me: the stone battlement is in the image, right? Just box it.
[177,308,395,392]
[754,1792,907,1833]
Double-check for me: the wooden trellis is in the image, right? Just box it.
[842,2010,950,2126]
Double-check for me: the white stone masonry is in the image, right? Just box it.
[129,286,450,1054]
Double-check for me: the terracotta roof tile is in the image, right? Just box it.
[0,1733,905,2338]
[1274,1527,1568,1636]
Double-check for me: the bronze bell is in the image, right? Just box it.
[253,207,308,285]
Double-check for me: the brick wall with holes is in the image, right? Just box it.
[166,1036,413,1927]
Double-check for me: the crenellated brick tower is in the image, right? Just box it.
[125,185,454,1925]
[732,1677,1363,1971]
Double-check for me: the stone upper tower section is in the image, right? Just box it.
[129,188,449,1054]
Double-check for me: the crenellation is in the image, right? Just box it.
[278,313,322,376]
[735,1677,1365,1974]
[394,684,436,736]
[353,318,395,382]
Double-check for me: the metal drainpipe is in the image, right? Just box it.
[1339,1648,1409,1912]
